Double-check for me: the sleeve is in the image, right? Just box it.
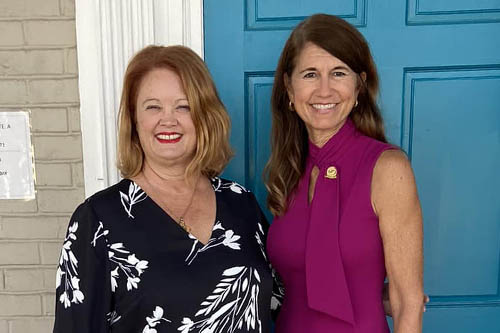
[250,193,285,322]
[53,200,112,333]
[270,267,285,321]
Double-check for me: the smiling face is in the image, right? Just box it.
[286,42,361,146]
[135,67,196,170]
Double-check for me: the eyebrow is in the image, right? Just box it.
[141,97,188,106]
[298,65,351,74]
[141,98,160,106]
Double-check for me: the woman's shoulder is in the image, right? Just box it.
[211,176,268,228]
[373,149,412,179]
[355,131,397,152]
[211,176,263,212]
[79,178,140,215]
[210,176,251,196]
[65,180,132,232]
[86,178,135,202]
[350,132,401,170]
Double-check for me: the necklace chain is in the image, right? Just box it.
[142,173,199,234]
[166,181,197,233]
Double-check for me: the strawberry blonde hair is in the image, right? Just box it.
[117,45,233,179]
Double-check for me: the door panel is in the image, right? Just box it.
[204,0,500,331]
[407,0,500,25]
[246,0,366,29]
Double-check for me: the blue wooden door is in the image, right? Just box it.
[204,0,500,331]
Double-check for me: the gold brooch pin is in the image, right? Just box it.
[325,166,337,179]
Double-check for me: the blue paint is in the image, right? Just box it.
[245,0,367,30]
[204,0,500,331]
[407,0,500,24]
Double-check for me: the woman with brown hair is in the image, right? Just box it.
[266,14,424,332]
[53,45,281,333]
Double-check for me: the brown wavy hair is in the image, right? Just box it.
[265,14,387,216]
[117,45,233,179]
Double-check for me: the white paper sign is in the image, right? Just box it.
[0,111,35,199]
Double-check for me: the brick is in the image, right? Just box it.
[61,0,75,17]
[0,294,41,315]
[0,320,7,333]
[0,50,64,75]
[40,241,62,265]
[71,162,84,187]
[0,199,37,213]
[10,318,54,333]
[36,163,72,186]
[57,216,72,238]
[4,269,45,291]
[43,268,57,289]
[31,108,68,132]
[0,0,59,17]
[33,135,82,160]
[0,216,66,239]
[28,78,79,104]
[0,22,24,46]
[0,80,27,104]
[42,293,56,315]
[65,47,78,73]
[0,242,39,264]
[68,107,80,132]
[38,188,83,213]
[25,21,76,46]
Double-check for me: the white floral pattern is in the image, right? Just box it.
[177,266,263,333]
[142,306,171,333]
[120,181,147,218]
[185,221,241,265]
[212,177,248,194]
[90,221,150,292]
[56,222,85,308]
[255,223,267,261]
[54,178,273,332]
[108,242,149,291]
[256,222,284,311]
[106,310,121,326]
[91,221,108,246]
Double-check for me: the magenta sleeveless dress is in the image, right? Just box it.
[267,119,394,332]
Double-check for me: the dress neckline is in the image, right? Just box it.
[126,178,219,246]
[307,118,357,169]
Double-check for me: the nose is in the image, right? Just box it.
[316,75,332,97]
[159,108,178,126]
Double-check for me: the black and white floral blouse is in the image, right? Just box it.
[53,177,284,333]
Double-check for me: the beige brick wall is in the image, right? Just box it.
[0,0,82,331]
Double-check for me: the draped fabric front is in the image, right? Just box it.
[305,120,357,324]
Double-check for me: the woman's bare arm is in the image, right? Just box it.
[372,150,424,332]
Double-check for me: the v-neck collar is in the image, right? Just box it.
[128,178,219,246]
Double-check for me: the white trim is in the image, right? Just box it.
[75,0,107,197]
[75,0,204,197]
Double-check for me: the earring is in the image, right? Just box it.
[288,100,295,111]
[355,100,359,107]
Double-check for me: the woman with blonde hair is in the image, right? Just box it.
[53,45,281,333]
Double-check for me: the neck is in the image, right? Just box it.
[308,119,347,148]
[141,159,200,192]
[310,131,337,148]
